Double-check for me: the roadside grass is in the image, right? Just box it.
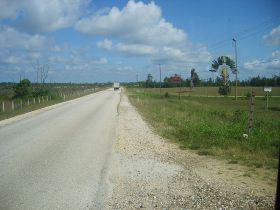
[128,88,280,170]
[0,98,63,121]
[144,86,280,97]
[0,87,107,121]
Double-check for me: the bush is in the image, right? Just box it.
[32,87,50,97]
[218,85,231,95]
[245,91,251,99]
[13,79,32,99]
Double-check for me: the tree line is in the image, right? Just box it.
[122,74,280,88]
[0,79,112,100]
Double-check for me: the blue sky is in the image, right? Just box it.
[0,0,279,83]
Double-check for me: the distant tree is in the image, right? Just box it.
[32,62,51,96]
[185,78,191,87]
[146,73,153,88]
[163,77,171,88]
[13,79,32,99]
[33,62,49,84]
[190,68,200,89]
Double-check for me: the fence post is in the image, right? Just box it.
[2,101,4,112]
[64,94,65,100]
[38,97,40,103]
[42,96,44,102]
[20,100,23,109]
[33,98,35,104]
[247,91,255,135]
[27,98,30,106]
[46,96,48,101]
[12,101,14,111]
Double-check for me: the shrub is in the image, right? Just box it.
[32,87,50,97]
[245,91,251,99]
[164,92,169,98]
[218,85,231,96]
[13,79,32,99]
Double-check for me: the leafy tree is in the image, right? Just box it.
[163,77,172,88]
[13,79,32,99]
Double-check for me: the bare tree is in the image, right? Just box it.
[18,70,25,82]
[33,61,49,84]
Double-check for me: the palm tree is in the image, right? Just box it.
[210,56,236,95]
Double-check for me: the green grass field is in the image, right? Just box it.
[128,88,280,170]
[144,86,280,97]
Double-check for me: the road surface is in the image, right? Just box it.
[0,89,120,210]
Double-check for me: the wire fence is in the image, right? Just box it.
[0,88,96,114]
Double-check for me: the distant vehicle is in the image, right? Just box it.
[113,82,120,90]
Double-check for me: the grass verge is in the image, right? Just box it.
[127,88,280,170]
[0,88,106,121]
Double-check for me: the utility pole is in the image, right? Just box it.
[233,38,238,100]
[179,72,182,99]
[159,64,162,93]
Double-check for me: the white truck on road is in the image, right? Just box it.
[113,82,120,90]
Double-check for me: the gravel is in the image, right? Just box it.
[105,93,275,210]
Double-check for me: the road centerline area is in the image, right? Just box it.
[0,89,120,210]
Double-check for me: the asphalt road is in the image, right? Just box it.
[0,89,120,210]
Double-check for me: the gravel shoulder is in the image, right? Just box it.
[106,92,276,210]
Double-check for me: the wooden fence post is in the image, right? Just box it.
[38,97,40,103]
[27,99,30,106]
[247,91,255,135]
[12,101,14,111]
[33,98,36,104]
[2,101,4,112]
[20,100,23,109]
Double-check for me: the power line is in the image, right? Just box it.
[208,16,280,51]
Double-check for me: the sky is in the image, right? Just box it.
[0,0,279,83]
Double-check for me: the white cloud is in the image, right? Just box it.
[0,0,23,20]
[96,39,113,50]
[87,1,211,68]
[114,43,157,55]
[97,39,157,56]
[0,0,89,33]
[263,25,280,46]
[272,50,280,58]
[92,57,108,65]
[244,50,280,70]
[0,25,51,68]
[151,45,211,66]
[0,25,48,50]
[75,0,186,46]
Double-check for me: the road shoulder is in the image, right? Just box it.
[106,93,275,209]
